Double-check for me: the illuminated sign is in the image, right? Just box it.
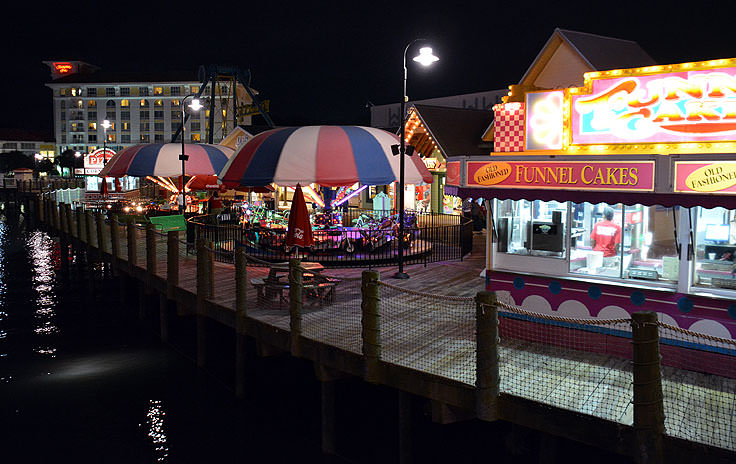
[525,91,563,150]
[674,161,736,193]
[467,160,655,191]
[237,100,270,117]
[446,161,461,186]
[572,67,736,145]
[84,148,116,169]
[53,62,73,74]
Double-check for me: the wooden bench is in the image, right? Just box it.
[149,214,187,233]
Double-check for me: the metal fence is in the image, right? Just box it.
[189,208,472,267]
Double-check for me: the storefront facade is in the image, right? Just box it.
[446,57,736,347]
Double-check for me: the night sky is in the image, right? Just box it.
[4,1,735,135]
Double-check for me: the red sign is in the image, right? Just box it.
[466,160,655,191]
[446,161,460,186]
[674,161,736,194]
[84,148,116,169]
[53,62,73,74]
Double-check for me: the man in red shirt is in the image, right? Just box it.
[591,207,621,258]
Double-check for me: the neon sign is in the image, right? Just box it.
[53,62,73,74]
[526,91,563,150]
[467,160,655,191]
[572,68,736,144]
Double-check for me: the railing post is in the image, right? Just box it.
[632,311,664,464]
[146,223,157,281]
[196,238,209,368]
[110,214,120,263]
[289,258,303,357]
[235,246,247,399]
[127,217,137,271]
[475,291,499,421]
[166,231,178,300]
[361,270,382,383]
[96,212,106,256]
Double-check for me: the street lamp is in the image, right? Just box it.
[179,94,203,213]
[101,119,111,198]
[393,41,439,279]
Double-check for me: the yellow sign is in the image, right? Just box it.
[683,162,736,192]
[237,100,270,117]
[473,162,512,185]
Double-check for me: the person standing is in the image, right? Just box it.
[591,206,621,258]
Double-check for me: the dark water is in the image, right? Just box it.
[0,209,633,464]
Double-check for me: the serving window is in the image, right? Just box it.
[494,199,680,285]
[693,207,736,290]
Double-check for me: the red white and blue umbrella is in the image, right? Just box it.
[99,143,233,178]
[218,126,434,187]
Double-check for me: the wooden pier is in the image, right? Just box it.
[38,197,736,464]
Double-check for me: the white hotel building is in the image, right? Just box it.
[43,61,254,156]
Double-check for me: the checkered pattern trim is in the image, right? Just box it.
[493,103,525,152]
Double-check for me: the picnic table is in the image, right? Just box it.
[251,262,338,309]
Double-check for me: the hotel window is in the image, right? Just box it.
[88,100,96,108]
[154,110,164,119]
[189,85,199,94]
[60,101,66,109]
[140,122,150,132]
[106,100,116,110]
[88,134,97,142]
[121,111,130,120]
[120,87,130,96]
[72,134,84,143]
[88,122,97,130]
[154,99,163,107]
[154,122,164,131]
[120,99,130,107]
[76,99,83,109]
[2,142,16,149]
[87,88,97,97]
[154,87,163,95]
[154,134,164,142]
[71,88,81,96]
[139,87,149,96]
[140,134,150,143]
[121,122,130,131]
[170,86,181,96]
[106,87,115,97]
[140,110,149,120]
[88,111,97,119]
[59,88,67,96]
[61,112,66,121]
[70,122,82,132]
[171,111,180,121]
[121,134,130,143]
[171,99,180,107]
[191,121,200,131]
[190,133,201,142]
[21,143,35,150]
[60,135,66,143]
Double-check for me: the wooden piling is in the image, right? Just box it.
[632,311,664,464]
[475,291,499,421]
[235,246,247,399]
[361,270,381,383]
[289,258,303,357]
[166,231,178,300]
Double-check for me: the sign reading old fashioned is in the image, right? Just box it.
[467,160,655,191]
[675,161,736,193]
[572,67,736,145]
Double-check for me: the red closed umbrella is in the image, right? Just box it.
[285,184,313,248]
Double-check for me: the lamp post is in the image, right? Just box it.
[393,41,439,279]
[101,119,111,199]
[179,94,203,213]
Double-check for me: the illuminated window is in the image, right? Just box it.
[121,99,129,107]
[154,99,163,107]
[171,99,180,107]
[88,100,96,108]
[87,88,97,97]
[140,134,150,142]
[121,122,130,131]
[154,87,163,95]
[71,88,81,96]
[89,122,97,130]
[120,87,130,97]
[59,88,67,96]
[140,99,149,107]
[190,133,201,142]
[76,100,83,108]
[107,133,116,142]
[190,85,199,93]
[106,87,115,97]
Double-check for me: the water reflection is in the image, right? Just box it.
[27,231,58,356]
[146,400,169,462]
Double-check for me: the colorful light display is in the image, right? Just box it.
[526,91,564,150]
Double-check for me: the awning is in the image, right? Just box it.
[446,185,736,209]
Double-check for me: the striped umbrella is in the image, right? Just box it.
[99,143,233,178]
[218,126,434,187]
